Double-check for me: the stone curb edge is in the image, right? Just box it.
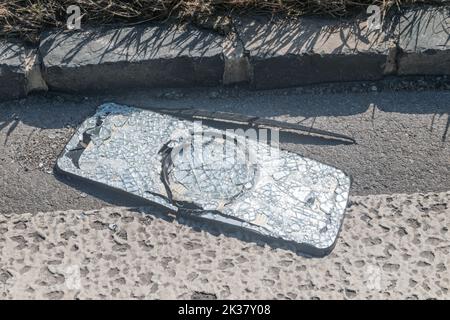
[0,6,448,101]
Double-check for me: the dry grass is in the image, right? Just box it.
[0,0,448,43]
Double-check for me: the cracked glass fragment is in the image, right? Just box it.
[57,103,351,256]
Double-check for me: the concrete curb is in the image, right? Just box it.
[0,6,448,101]
[232,15,394,89]
[0,42,47,101]
[39,24,225,93]
[396,6,450,75]
[1,42,28,101]
[231,6,449,89]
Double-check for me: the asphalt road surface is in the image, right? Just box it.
[1,83,449,215]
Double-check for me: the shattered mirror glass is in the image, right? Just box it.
[57,103,351,256]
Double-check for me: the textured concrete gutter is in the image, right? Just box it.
[0,192,448,299]
[0,6,448,100]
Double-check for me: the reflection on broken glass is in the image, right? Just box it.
[57,103,351,256]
